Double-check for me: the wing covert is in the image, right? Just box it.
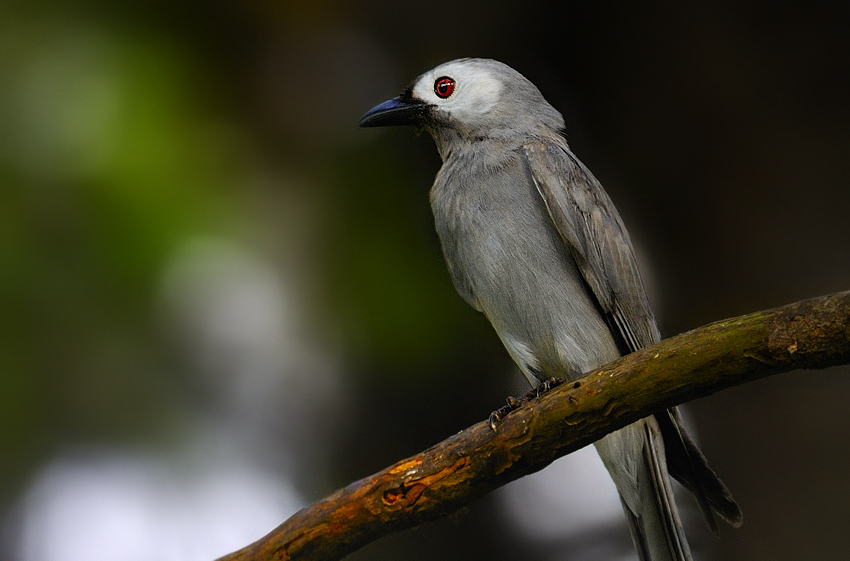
[522,135,660,352]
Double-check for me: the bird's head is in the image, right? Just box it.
[359,58,564,150]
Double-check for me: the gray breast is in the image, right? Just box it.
[430,147,620,381]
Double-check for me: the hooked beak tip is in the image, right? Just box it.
[359,96,427,128]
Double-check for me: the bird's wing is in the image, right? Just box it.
[522,135,659,353]
[523,135,743,532]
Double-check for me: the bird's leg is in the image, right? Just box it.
[488,377,566,431]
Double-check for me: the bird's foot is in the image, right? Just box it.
[488,395,521,431]
[488,377,566,431]
[524,376,565,399]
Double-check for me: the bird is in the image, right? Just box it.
[359,58,742,561]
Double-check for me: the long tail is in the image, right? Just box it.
[595,417,692,561]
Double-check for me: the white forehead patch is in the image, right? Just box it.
[411,61,504,122]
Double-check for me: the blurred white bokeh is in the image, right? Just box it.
[497,445,635,560]
[8,236,345,561]
[12,450,302,561]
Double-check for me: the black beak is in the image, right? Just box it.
[359,95,428,127]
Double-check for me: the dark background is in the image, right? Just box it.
[2,1,850,560]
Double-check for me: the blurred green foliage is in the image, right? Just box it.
[0,17,250,490]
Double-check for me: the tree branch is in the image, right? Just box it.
[219,290,850,561]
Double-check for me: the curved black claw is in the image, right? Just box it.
[524,376,566,399]
[488,378,567,432]
[488,409,504,431]
[488,395,521,431]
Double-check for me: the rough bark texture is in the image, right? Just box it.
[219,291,850,561]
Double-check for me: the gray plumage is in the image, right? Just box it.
[360,58,742,561]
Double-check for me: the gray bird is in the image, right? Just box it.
[360,58,742,561]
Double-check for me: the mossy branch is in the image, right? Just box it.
[219,290,850,561]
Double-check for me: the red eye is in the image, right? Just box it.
[434,76,455,98]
